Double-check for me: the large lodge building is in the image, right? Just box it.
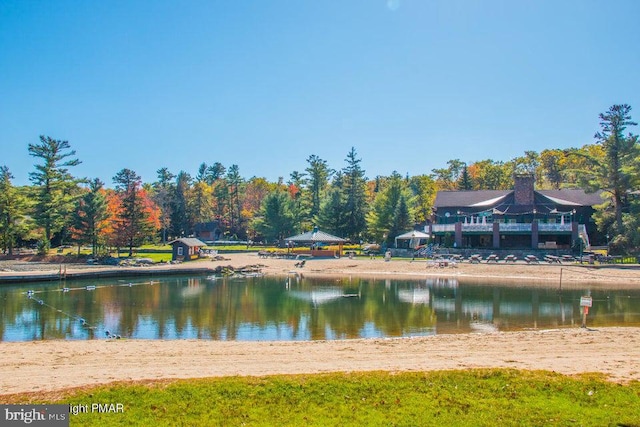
[429,174,603,251]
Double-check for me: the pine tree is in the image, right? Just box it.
[457,165,474,190]
[305,155,332,220]
[341,147,368,240]
[388,194,412,246]
[316,188,344,237]
[593,104,638,233]
[152,167,175,244]
[28,136,81,248]
[112,169,158,256]
[0,166,28,255]
[72,178,109,256]
[252,190,296,243]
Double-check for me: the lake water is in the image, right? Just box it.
[2,274,640,341]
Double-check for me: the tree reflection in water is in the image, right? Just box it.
[1,275,639,341]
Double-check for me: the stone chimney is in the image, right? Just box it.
[514,174,534,205]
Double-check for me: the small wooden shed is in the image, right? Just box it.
[169,238,206,261]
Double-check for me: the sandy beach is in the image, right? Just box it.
[2,252,640,288]
[1,253,639,398]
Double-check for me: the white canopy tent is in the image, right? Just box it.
[394,230,431,249]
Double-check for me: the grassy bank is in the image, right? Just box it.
[7,369,640,426]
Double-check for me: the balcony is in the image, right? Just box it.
[431,224,455,233]
[538,223,572,232]
[499,223,531,232]
[432,222,578,235]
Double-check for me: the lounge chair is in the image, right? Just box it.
[294,260,306,268]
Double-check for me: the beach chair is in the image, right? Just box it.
[294,259,306,268]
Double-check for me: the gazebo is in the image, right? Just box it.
[394,230,430,249]
[284,228,347,257]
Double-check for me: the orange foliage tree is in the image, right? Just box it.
[107,169,161,256]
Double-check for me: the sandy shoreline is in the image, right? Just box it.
[1,327,639,397]
[2,252,640,288]
[1,253,640,398]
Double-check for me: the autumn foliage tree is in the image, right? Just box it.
[109,169,160,256]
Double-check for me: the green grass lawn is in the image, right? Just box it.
[10,369,640,426]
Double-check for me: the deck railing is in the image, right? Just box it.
[432,222,575,233]
[538,223,572,232]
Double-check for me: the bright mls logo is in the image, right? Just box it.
[1,405,68,426]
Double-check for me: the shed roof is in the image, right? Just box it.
[168,238,207,247]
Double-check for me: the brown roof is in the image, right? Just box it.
[168,238,206,247]
[434,189,603,209]
[537,189,603,206]
[434,190,510,208]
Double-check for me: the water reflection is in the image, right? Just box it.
[1,275,639,342]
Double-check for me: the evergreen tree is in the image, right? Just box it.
[28,135,81,248]
[195,162,209,183]
[252,190,296,243]
[288,170,308,228]
[72,178,109,256]
[388,194,412,246]
[226,164,244,235]
[572,105,638,250]
[189,181,214,226]
[170,171,192,237]
[304,155,332,220]
[112,169,157,256]
[0,167,28,255]
[366,172,412,244]
[593,105,638,234]
[457,165,474,190]
[316,188,344,237]
[207,162,226,184]
[152,167,175,244]
[341,147,368,240]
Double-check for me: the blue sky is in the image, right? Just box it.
[1,0,639,187]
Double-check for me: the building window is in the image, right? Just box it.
[177,247,183,256]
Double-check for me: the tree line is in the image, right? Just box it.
[0,104,638,256]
